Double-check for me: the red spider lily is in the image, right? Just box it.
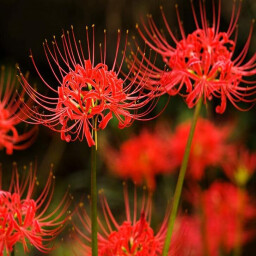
[135,0,256,113]
[223,146,256,186]
[182,182,256,256]
[104,127,175,190]
[0,67,37,155]
[18,26,158,147]
[0,163,71,256]
[73,184,182,255]
[169,118,231,180]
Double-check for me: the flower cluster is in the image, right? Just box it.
[169,118,232,180]
[73,184,182,255]
[223,146,256,186]
[179,182,256,256]
[136,0,256,113]
[0,67,37,155]
[105,118,234,186]
[104,127,175,190]
[0,163,70,255]
[18,27,158,147]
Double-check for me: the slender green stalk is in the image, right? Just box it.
[90,119,98,256]
[11,248,15,256]
[91,143,98,256]
[162,97,203,256]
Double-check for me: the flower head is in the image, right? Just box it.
[0,163,70,255]
[223,146,256,186]
[104,127,175,190]
[136,0,256,113]
[0,67,37,154]
[169,118,231,180]
[18,26,157,147]
[73,184,182,255]
[183,182,256,256]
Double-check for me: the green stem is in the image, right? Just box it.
[91,140,98,255]
[162,97,203,256]
[11,248,15,256]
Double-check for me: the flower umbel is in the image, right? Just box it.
[183,182,256,256]
[169,118,231,180]
[223,146,256,186]
[18,26,157,146]
[105,127,175,190]
[0,163,70,256]
[0,67,37,154]
[136,0,256,113]
[73,184,181,255]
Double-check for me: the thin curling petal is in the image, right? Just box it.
[0,163,71,255]
[135,0,256,113]
[0,67,37,155]
[18,26,159,147]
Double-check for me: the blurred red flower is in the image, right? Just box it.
[136,0,256,113]
[223,146,256,186]
[18,27,157,147]
[0,163,70,255]
[73,184,183,255]
[0,67,37,155]
[169,118,231,180]
[105,127,175,190]
[180,182,256,256]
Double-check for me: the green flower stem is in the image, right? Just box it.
[11,249,15,256]
[91,144,98,256]
[91,120,98,256]
[162,97,203,256]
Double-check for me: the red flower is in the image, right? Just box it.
[0,163,70,255]
[169,118,231,180]
[136,0,256,113]
[73,184,182,255]
[104,127,175,190]
[18,26,157,147]
[0,67,37,154]
[182,182,256,256]
[223,146,256,186]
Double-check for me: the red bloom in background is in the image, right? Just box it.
[73,184,182,255]
[0,67,37,154]
[0,163,70,256]
[105,128,175,190]
[169,118,231,180]
[179,182,256,256]
[136,0,256,113]
[18,26,157,147]
[223,146,256,186]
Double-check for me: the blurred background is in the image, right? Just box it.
[0,0,256,255]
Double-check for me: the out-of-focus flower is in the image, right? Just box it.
[0,163,71,256]
[0,67,37,154]
[73,184,182,255]
[136,0,256,113]
[181,182,256,256]
[223,146,256,186]
[105,127,175,190]
[169,118,231,180]
[18,26,158,147]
